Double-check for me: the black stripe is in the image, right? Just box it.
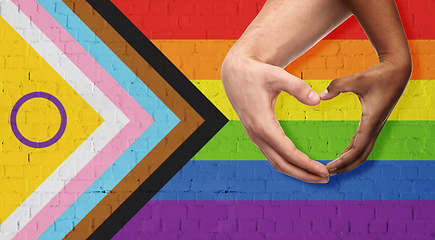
[85,0,228,239]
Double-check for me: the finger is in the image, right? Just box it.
[272,67,320,106]
[259,141,329,183]
[326,134,356,173]
[329,137,377,175]
[245,115,329,179]
[319,73,365,101]
[326,115,381,173]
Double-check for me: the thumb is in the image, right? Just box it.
[273,67,320,106]
[320,74,360,101]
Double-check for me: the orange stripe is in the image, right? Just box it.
[151,40,435,80]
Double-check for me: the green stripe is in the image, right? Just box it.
[192,121,435,160]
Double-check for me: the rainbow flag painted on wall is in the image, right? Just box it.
[0,0,434,239]
[104,0,435,239]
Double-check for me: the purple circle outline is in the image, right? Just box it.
[10,92,67,148]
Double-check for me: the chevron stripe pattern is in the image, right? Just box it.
[0,0,434,239]
[0,0,226,239]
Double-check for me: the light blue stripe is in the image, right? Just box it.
[151,160,435,201]
[36,0,179,239]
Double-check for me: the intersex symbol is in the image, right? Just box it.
[10,92,67,148]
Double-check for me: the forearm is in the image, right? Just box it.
[343,0,412,70]
[227,0,351,68]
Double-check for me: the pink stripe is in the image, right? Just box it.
[11,0,154,239]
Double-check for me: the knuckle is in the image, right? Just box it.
[246,121,267,141]
[293,81,308,95]
[272,162,284,173]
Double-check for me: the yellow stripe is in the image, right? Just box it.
[152,40,435,80]
[192,80,434,121]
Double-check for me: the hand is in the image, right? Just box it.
[320,61,412,175]
[221,51,330,183]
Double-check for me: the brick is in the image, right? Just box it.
[415,180,435,192]
[378,234,416,240]
[275,220,293,233]
[230,179,264,192]
[307,56,327,69]
[229,233,266,240]
[401,166,419,179]
[349,219,369,233]
[341,234,379,240]
[376,206,413,220]
[407,221,426,234]
[239,218,257,233]
[152,204,187,218]
[236,165,254,179]
[331,219,350,233]
[340,178,375,192]
[168,2,196,15]
[149,1,167,15]
[142,15,178,29]
[326,56,344,68]
[300,205,336,219]
[305,233,340,240]
[266,233,303,240]
[302,69,337,79]
[418,166,435,179]
[253,164,272,179]
[217,163,236,179]
[4,165,24,178]
[200,218,218,233]
[162,218,180,233]
[190,15,226,29]
[369,219,387,233]
[239,0,257,15]
[219,218,237,233]
[228,204,263,219]
[294,219,311,234]
[374,180,413,192]
[388,220,407,234]
[426,220,435,234]
[188,204,227,220]
[181,219,199,232]
[215,2,238,16]
[215,233,229,240]
[258,219,275,233]
[0,165,4,179]
[190,179,228,192]
[312,218,331,233]
[264,205,299,221]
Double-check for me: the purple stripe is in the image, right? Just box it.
[113,200,435,240]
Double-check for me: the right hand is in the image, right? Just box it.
[221,51,330,183]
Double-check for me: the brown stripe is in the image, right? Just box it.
[62,0,204,239]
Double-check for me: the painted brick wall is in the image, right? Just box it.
[0,0,434,239]
[109,0,435,239]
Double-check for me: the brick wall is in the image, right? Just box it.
[0,0,434,239]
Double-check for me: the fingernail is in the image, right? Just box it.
[318,178,329,184]
[319,89,328,98]
[329,167,337,172]
[320,172,329,178]
[329,173,337,177]
[308,90,316,100]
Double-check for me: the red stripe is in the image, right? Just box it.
[111,0,434,40]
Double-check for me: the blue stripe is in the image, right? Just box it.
[36,1,179,239]
[151,160,435,201]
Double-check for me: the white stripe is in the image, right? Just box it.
[0,2,129,238]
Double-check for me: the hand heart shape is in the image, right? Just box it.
[222,54,411,183]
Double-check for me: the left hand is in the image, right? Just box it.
[320,60,411,176]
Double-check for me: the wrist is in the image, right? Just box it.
[379,52,412,79]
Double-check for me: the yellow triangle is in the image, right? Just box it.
[0,16,104,222]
